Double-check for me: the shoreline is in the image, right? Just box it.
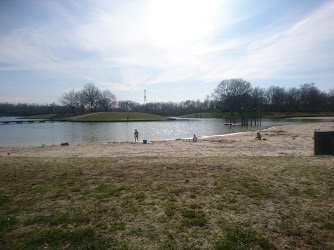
[2,116,334,148]
[1,120,333,158]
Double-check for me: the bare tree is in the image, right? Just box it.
[266,86,286,112]
[83,83,101,112]
[59,90,78,113]
[117,100,140,112]
[251,87,266,111]
[328,89,334,112]
[299,83,325,112]
[286,87,300,112]
[99,90,117,112]
[76,90,87,113]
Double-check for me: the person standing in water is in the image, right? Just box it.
[134,129,140,142]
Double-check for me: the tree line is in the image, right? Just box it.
[1,80,333,116]
[212,79,334,115]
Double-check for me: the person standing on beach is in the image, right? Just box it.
[134,129,140,142]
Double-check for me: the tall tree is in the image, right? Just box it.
[251,87,266,111]
[76,90,87,113]
[60,90,78,113]
[266,86,286,112]
[299,83,324,112]
[213,79,252,114]
[99,90,117,112]
[83,83,101,112]
[328,89,334,112]
[286,87,300,112]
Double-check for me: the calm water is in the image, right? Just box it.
[0,116,332,146]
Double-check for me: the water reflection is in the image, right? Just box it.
[0,117,332,146]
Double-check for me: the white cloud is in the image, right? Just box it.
[1,0,333,102]
[204,1,334,84]
[100,82,133,91]
[72,0,233,85]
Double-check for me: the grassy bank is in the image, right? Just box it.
[68,112,170,121]
[180,112,334,119]
[1,156,333,249]
[25,111,334,120]
[25,112,170,121]
[179,113,224,118]
[23,113,78,120]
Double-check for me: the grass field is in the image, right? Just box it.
[25,112,170,121]
[24,111,334,121]
[23,114,59,119]
[1,156,333,249]
[24,113,78,120]
[68,112,170,121]
[179,113,225,118]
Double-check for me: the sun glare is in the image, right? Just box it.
[146,0,222,47]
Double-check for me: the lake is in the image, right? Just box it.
[0,116,331,146]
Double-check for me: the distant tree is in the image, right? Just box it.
[203,96,213,111]
[76,90,87,113]
[251,87,266,111]
[266,86,286,112]
[212,79,252,115]
[299,83,325,112]
[83,83,101,112]
[60,90,78,113]
[286,87,300,112]
[117,100,140,112]
[118,101,129,112]
[328,89,334,112]
[99,90,117,112]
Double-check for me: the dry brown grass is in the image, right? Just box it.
[1,155,333,249]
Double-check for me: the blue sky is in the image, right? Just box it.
[1,0,333,104]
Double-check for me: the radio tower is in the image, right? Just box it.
[144,89,147,104]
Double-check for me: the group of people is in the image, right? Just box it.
[134,129,199,143]
[135,130,264,142]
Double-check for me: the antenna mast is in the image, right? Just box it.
[144,89,147,104]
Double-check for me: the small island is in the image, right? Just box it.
[24,112,174,122]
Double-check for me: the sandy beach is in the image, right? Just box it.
[1,119,333,158]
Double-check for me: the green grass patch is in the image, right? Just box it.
[0,195,10,206]
[180,209,207,227]
[180,112,224,118]
[24,113,79,120]
[165,203,178,217]
[23,114,58,119]
[215,227,272,249]
[68,111,171,121]
[0,215,18,232]
[24,227,101,248]
[323,222,334,230]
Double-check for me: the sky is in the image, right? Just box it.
[1,0,334,104]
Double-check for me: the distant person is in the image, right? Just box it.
[134,129,140,142]
[255,132,262,140]
[193,134,198,142]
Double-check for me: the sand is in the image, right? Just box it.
[1,120,333,158]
